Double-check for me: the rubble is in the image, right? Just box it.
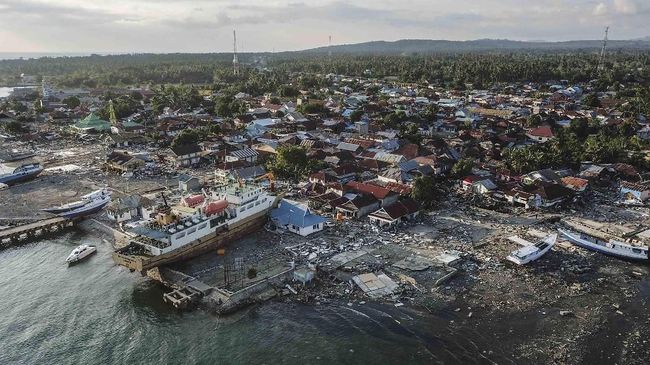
[351,272,399,298]
[392,256,433,271]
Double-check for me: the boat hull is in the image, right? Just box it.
[58,201,109,219]
[558,229,649,262]
[506,234,556,265]
[66,247,97,265]
[42,201,86,214]
[113,210,269,273]
[0,170,42,186]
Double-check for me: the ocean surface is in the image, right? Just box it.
[0,53,101,60]
[0,231,515,365]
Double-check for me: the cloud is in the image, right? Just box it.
[613,0,637,14]
[593,3,608,16]
[0,0,649,53]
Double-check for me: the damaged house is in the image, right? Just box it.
[368,198,420,228]
[107,195,155,223]
[271,199,327,236]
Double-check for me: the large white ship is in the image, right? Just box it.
[113,183,278,272]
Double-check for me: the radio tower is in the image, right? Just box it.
[596,26,609,76]
[328,35,332,58]
[233,30,240,76]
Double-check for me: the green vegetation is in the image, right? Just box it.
[411,176,440,209]
[503,121,650,173]
[349,110,364,122]
[297,102,328,115]
[1,52,647,92]
[265,145,326,181]
[171,129,200,148]
[62,96,80,109]
[582,93,601,108]
[97,92,140,120]
[3,120,27,134]
[151,85,202,113]
[451,158,475,177]
[266,146,309,181]
[214,93,247,117]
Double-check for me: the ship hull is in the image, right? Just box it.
[559,229,649,262]
[42,201,86,214]
[58,202,110,219]
[113,210,269,273]
[0,170,42,186]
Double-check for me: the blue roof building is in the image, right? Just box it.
[271,199,327,236]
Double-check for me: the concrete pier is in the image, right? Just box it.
[0,217,77,248]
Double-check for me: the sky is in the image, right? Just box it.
[0,0,648,53]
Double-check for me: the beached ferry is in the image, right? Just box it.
[113,183,278,273]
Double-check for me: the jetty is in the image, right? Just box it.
[0,217,78,248]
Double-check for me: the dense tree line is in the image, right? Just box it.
[1,52,647,91]
[270,52,649,88]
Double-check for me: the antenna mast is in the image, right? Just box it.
[233,30,240,76]
[328,35,332,58]
[596,26,609,76]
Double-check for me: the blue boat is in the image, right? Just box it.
[0,163,43,186]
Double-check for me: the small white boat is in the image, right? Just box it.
[558,229,649,262]
[65,244,97,265]
[506,234,557,265]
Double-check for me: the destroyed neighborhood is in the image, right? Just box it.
[1,58,650,363]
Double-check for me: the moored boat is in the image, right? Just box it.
[558,228,649,262]
[66,244,97,265]
[507,234,557,265]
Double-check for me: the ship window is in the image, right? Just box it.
[240,207,246,212]
[633,248,641,254]
[187,228,196,235]
[255,201,260,206]
[247,203,253,209]
[198,223,207,230]
[175,232,186,239]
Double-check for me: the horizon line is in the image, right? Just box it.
[0,36,647,56]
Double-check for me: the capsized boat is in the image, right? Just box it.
[43,188,111,218]
[506,234,557,265]
[558,228,649,262]
[66,244,97,265]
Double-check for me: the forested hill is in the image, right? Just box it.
[297,38,650,55]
